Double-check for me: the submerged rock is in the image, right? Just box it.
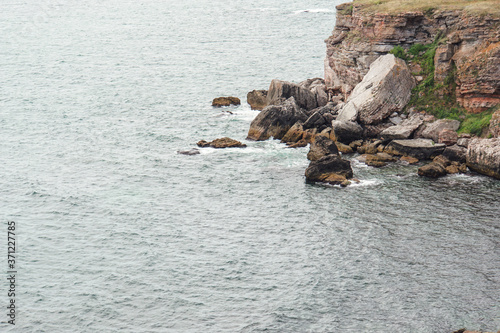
[197,137,247,148]
[336,54,415,125]
[466,138,500,179]
[305,154,353,185]
[247,97,308,141]
[212,96,241,107]
[177,148,201,155]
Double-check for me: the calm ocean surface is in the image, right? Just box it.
[1,0,499,332]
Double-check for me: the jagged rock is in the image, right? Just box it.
[212,96,241,107]
[303,111,327,129]
[336,142,354,154]
[307,136,339,161]
[420,119,461,143]
[457,137,470,148]
[247,90,268,110]
[362,152,397,167]
[247,97,308,141]
[442,144,467,163]
[305,154,353,185]
[266,79,318,110]
[434,44,455,84]
[302,128,318,143]
[466,138,500,179]
[349,140,363,151]
[380,113,425,141]
[384,139,446,160]
[287,139,308,148]
[336,54,415,125]
[490,109,500,138]
[439,128,458,146]
[331,120,363,144]
[177,148,200,155]
[281,122,305,144]
[197,137,247,148]
[299,78,329,108]
[418,162,447,178]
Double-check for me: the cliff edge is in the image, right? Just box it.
[325,0,500,114]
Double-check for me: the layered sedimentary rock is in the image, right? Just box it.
[325,2,500,112]
[467,138,500,179]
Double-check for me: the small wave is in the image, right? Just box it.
[349,179,381,187]
[292,8,333,14]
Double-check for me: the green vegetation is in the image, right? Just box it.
[392,35,494,136]
[354,0,500,17]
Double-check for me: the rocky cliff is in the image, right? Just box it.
[325,2,500,113]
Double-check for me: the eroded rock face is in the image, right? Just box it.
[305,154,353,185]
[380,113,425,141]
[307,136,339,161]
[336,54,415,125]
[466,138,500,179]
[247,97,308,141]
[490,109,500,138]
[247,90,268,110]
[325,5,500,113]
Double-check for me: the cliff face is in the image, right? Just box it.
[325,2,500,113]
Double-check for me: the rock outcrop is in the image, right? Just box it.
[325,3,500,113]
[331,120,363,144]
[385,139,446,160]
[266,79,327,111]
[212,96,241,107]
[490,109,500,138]
[380,113,425,141]
[420,119,461,143]
[247,90,268,110]
[247,97,308,141]
[305,154,353,185]
[336,54,415,125]
[466,138,500,179]
[197,137,247,148]
[307,136,339,161]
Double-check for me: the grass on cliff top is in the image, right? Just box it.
[353,0,500,17]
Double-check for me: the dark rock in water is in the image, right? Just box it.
[305,154,353,185]
[360,152,397,167]
[281,122,305,144]
[331,120,363,144]
[303,111,327,129]
[212,96,241,107]
[177,148,200,155]
[197,137,247,148]
[266,79,319,111]
[247,90,268,110]
[418,162,447,178]
[307,136,339,161]
[466,138,500,179]
[442,144,467,163]
[247,97,308,141]
[384,139,446,160]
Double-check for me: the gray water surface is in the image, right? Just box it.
[1,0,499,332]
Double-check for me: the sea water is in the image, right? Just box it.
[1,0,499,332]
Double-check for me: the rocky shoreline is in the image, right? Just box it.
[240,1,500,185]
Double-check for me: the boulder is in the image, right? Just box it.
[247,97,308,141]
[287,139,308,148]
[400,156,419,164]
[247,90,268,110]
[363,123,393,138]
[197,137,247,148]
[466,138,500,179]
[299,78,329,107]
[418,162,447,178]
[442,144,467,163]
[177,148,200,155]
[303,111,327,129]
[336,54,415,125]
[380,113,425,141]
[421,119,460,142]
[336,142,354,154]
[281,122,305,144]
[384,139,446,160]
[307,136,339,161]
[362,152,397,167]
[212,96,241,107]
[266,79,318,110]
[331,120,363,144]
[305,154,353,185]
[438,128,458,146]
